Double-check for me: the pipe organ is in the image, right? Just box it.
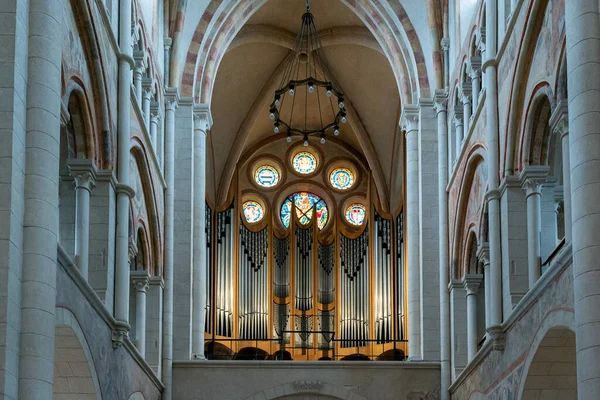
[205,203,212,333]
[215,206,234,337]
[206,201,406,360]
[238,224,269,340]
[340,230,369,348]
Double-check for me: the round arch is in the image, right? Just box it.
[54,307,102,400]
[243,382,367,400]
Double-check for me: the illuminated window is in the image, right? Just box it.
[243,201,264,223]
[292,152,318,175]
[280,192,329,230]
[330,168,355,190]
[345,204,366,226]
[254,165,280,188]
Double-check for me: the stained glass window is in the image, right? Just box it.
[280,192,329,230]
[243,201,264,223]
[345,204,366,226]
[254,165,280,187]
[330,168,355,190]
[292,152,318,175]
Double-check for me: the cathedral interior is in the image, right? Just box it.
[0,0,596,399]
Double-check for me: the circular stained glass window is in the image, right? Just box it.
[292,152,318,175]
[330,168,355,190]
[280,192,329,230]
[243,201,264,223]
[254,165,280,188]
[345,204,366,226]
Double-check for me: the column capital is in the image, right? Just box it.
[165,87,180,111]
[112,321,130,348]
[128,240,138,262]
[149,276,165,288]
[476,242,490,265]
[550,101,569,139]
[142,77,154,95]
[452,112,464,128]
[150,101,161,122]
[520,165,549,196]
[164,37,173,50]
[68,159,97,192]
[477,27,486,52]
[60,101,71,128]
[463,274,483,295]
[468,56,482,78]
[400,104,419,134]
[433,89,448,114]
[486,325,506,351]
[440,37,450,52]
[131,270,150,293]
[460,85,472,104]
[194,103,213,133]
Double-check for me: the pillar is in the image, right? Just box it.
[142,79,153,129]
[449,280,467,378]
[461,86,472,135]
[464,275,483,362]
[453,110,464,162]
[477,243,491,330]
[441,38,450,88]
[162,88,179,400]
[150,103,160,151]
[434,90,451,400]
[164,38,172,87]
[19,0,63,396]
[133,55,144,105]
[113,0,135,345]
[477,31,487,91]
[68,160,97,281]
[401,105,421,360]
[147,277,164,375]
[521,167,548,289]
[131,271,149,357]
[483,0,503,348]
[470,57,482,111]
[564,3,600,396]
[192,104,212,359]
[550,104,571,243]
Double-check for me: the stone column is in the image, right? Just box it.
[477,243,491,329]
[453,110,464,162]
[464,275,483,362]
[483,0,503,348]
[550,104,571,243]
[147,277,164,375]
[192,104,212,359]
[564,3,600,394]
[449,280,467,379]
[461,86,472,136]
[133,53,144,105]
[470,57,482,111]
[162,88,179,400]
[521,167,548,288]
[477,30,486,90]
[142,79,153,129]
[150,102,160,151]
[68,160,97,281]
[164,37,172,87]
[19,1,63,396]
[434,90,451,400]
[131,271,150,357]
[113,0,136,346]
[401,105,421,360]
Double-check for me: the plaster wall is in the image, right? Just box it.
[173,361,440,400]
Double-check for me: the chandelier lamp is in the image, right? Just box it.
[269,0,347,146]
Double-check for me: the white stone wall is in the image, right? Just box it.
[418,103,441,360]
[172,100,195,360]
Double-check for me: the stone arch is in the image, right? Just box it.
[503,0,552,176]
[62,80,97,162]
[127,392,146,400]
[243,382,367,400]
[519,83,554,169]
[180,0,430,104]
[463,228,479,277]
[451,147,487,279]
[517,310,577,400]
[54,308,102,400]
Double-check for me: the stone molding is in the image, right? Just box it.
[68,159,98,192]
[165,87,180,110]
[131,270,150,293]
[520,165,549,197]
[149,276,164,288]
[468,56,482,77]
[433,89,448,114]
[115,183,136,199]
[550,101,569,139]
[476,242,490,265]
[486,325,505,351]
[193,103,213,132]
[462,274,483,295]
[459,85,472,103]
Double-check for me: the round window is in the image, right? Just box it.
[330,167,355,190]
[243,201,265,223]
[345,203,366,226]
[254,165,280,188]
[292,152,318,175]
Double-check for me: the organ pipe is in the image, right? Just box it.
[318,243,335,304]
[396,212,405,341]
[340,230,369,348]
[374,212,392,344]
[216,206,234,337]
[273,236,290,298]
[205,203,212,333]
[238,223,268,340]
[295,226,313,312]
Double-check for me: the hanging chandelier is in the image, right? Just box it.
[269,0,347,145]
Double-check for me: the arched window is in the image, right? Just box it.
[281,192,329,230]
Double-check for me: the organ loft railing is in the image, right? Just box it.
[204,200,407,361]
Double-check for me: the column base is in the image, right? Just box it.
[407,356,423,361]
[112,321,131,348]
[193,354,206,360]
[486,325,506,351]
